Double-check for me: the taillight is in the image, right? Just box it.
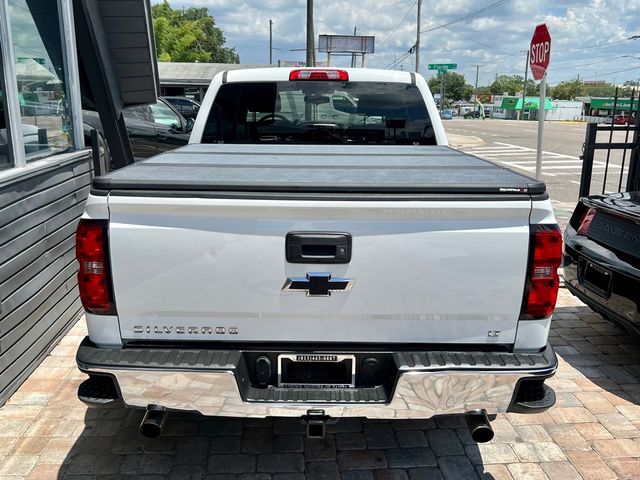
[289,69,349,81]
[520,224,563,319]
[76,219,116,315]
[577,208,596,235]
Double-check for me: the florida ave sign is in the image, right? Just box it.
[529,24,551,81]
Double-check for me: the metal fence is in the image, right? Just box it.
[574,115,612,124]
[579,88,640,197]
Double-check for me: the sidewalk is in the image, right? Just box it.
[1,288,640,479]
[447,133,484,149]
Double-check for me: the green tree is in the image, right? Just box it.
[152,0,239,63]
[427,72,474,102]
[583,84,617,97]
[551,79,585,100]
[487,75,538,96]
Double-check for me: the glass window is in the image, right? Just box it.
[149,101,181,128]
[203,81,436,145]
[0,46,11,171]
[124,105,150,123]
[10,0,72,161]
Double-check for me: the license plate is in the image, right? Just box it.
[580,257,613,298]
[277,353,356,388]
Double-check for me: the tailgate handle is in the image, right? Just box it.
[286,232,351,264]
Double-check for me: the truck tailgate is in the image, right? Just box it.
[108,196,532,345]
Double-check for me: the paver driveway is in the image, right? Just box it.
[1,288,640,480]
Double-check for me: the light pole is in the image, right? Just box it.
[306,0,315,67]
[472,64,481,106]
[269,20,273,65]
[351,26,357,68]
[520,50,530,120]
[415,0,422,73]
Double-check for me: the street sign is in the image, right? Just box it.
[428,63,457,70]
[529,24,551,81]
[529,23,551,180]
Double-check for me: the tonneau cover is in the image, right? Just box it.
[93,144,546,195]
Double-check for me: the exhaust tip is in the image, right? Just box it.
[140,421,162,438]
[139,405,168,438]
[466,410,494,443]
[470,424,495,443]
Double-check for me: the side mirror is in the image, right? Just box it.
[186,118,194,133]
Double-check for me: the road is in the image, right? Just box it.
[445,118,634,226]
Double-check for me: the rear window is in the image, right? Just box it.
[202,81,436,145]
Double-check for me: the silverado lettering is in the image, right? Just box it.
[132,326,239,335]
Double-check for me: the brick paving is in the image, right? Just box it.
[2,289,640,479]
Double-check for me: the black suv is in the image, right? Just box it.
[164,96,200,120]
[83,97,193,162]
[463,109,491,119]
[564,192,640,333]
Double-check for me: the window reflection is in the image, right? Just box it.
[9,0,72,161]
[0,52,11,170]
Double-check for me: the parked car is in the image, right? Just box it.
[463,109,491,119]
[163,96,200,120]
[83,97,193,164]
[76,67,561,442]
[613,113,637,126]
[441,109,453,120]
[564,192,640,333]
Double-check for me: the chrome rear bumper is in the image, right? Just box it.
[77,339,557,419]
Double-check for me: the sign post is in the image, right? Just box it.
[529,24,551,180]
[428,64,457,112]
[428,63,457,70]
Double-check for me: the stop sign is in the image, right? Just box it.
[530,24,551,81]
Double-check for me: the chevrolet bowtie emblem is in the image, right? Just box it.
[282,272,353,296]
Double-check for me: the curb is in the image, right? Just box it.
[447,134,485,148]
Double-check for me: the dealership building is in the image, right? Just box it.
[0,0,163,405]
[0,0,92,404]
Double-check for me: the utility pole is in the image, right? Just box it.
[306,0,315,67]
[415,0,422,73]
[473,65,481,105]
[440,71,445,112]
[519,50,530,120]
[351,26,357,68]
[269,20,273,65]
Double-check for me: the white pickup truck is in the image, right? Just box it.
[75,68,561,441]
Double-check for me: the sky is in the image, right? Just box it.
[155,0,640,87]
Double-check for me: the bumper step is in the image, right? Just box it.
[77,338,557,413]
[78,375,122,408]
[509,380,556,413]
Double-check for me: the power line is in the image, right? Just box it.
[420,0,513,34]
[377,1,417,49]
[385,50,413,69]
[596,65,640,76]
[568,38,632,52]
[441,26,518,58]
[550,55,628,71]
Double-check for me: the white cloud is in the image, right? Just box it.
[156,0,640,86]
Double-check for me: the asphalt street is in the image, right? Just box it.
[445,118,635,227]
